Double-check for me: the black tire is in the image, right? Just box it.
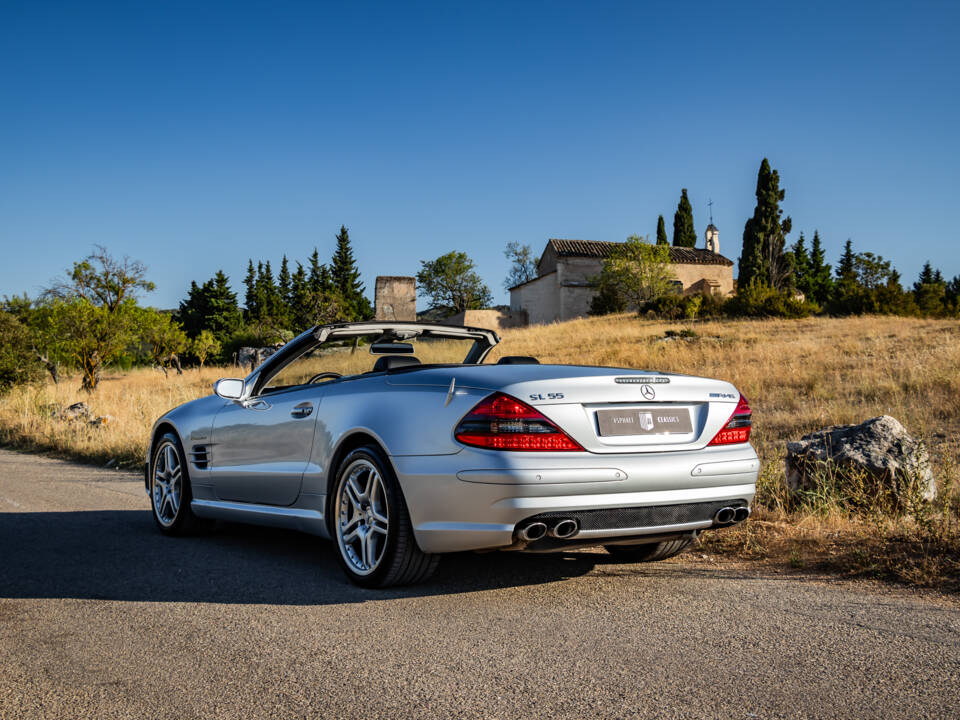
[604,536,693,563]
[149,431,205,535]
[331,445,439,588]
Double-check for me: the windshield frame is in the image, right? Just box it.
[241,322,500,399]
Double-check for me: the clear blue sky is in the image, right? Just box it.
[2,1,958,309]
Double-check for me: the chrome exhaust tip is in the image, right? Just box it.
[517,521,548,543]
[714,507,736,525]
[550,519,580,539]
[733,506,751,523]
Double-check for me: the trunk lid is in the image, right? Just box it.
[498,370,740,454]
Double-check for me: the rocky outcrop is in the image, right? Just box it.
[49,402,113,428]
[785,415,936,502]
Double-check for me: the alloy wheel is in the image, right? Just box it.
[152,441,182,527]
[336,459,390,576]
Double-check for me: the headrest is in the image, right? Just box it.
[372,355,422,373]
[496,356,540,365]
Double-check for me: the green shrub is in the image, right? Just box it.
[641,292,724,320]
[0,311,43,393]
[725,281,818,318]
[664,328,698,339]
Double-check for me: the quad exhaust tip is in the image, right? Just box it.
[549,519,579,539]
[517,518,580,542]
[517,521,548,542]
[714,505,751,525]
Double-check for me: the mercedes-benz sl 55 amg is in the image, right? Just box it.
[146,321,758,587]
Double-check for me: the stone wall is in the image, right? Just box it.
[374,276,416,321]
[557,257,603,321]
[509,272,559,325]
[672,263,734,296]
[444,308,528,332]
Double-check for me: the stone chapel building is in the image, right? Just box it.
[509,224,733,325]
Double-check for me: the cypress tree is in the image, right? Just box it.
[331,225,361,296]
[177,270,241,343]
[177,281,207,337]
[830,240,861,314]
[791,233,811,295]
[330,225,373,320]
[808,231,833,306]
[243,260,257,320]
[672,189,696,248]
[278,256,292,303]
[913,262,947,315]
[206,270,242,341]
[290,261,310,331]
[261,261,283,320]
[276,256,292,328]
[656,215,668,246]
[307,249,321,292]
[836,240,856,281]
[945,276,960,311]
[738,158,793,290]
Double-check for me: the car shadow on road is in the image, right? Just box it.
[0,510,758,605]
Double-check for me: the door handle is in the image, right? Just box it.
[291,402,314,419]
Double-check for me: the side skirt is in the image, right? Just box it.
[191,498,330,538]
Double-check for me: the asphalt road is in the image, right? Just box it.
[1,448,958,719]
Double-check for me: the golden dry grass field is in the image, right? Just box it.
[1,315,958,588]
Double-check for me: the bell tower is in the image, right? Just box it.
[704,199,719,253]
[705,224,719,253]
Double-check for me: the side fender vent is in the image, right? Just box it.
[189,445,210,469]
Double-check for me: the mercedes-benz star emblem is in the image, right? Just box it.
[641,385,656,400]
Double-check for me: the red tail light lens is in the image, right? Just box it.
[455,393,583,451]
[708,394,752,446]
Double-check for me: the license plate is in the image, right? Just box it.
[596,407,693,436]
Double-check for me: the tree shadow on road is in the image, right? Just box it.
[0,510,766,605]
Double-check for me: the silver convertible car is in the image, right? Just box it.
[146,321,758,587]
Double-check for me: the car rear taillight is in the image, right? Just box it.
[707,394,752,446]
[454,392,583,451]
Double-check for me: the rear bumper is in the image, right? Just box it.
[391,444,759,553]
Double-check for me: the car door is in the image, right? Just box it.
[210,384,321,506]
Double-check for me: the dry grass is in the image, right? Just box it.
[1,315,958,588]
[491,314,960,589]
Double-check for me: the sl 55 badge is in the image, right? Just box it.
[529,392,564,401]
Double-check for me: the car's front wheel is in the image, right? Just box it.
[150,432,204,535]
[332,446,438,588]
[604,537,693,563]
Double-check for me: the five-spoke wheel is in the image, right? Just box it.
[336,458,390,575]
[150,431,203,534]
[152,440,182,527]
[332,446,439,587]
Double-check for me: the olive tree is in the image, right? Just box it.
[591,235,675,313]
[137,309,188,376]
[416,251,493,313]
[190,329,221,368]
[43,247,155,390]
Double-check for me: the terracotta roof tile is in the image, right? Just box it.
[547,238,733,267]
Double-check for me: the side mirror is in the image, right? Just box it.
[214,378,245,400]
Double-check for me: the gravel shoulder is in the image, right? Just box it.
[1,448,958,720]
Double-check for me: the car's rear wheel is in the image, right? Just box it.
[604,536,693,562]
[150,432,204,535]
[332,446,438,588]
